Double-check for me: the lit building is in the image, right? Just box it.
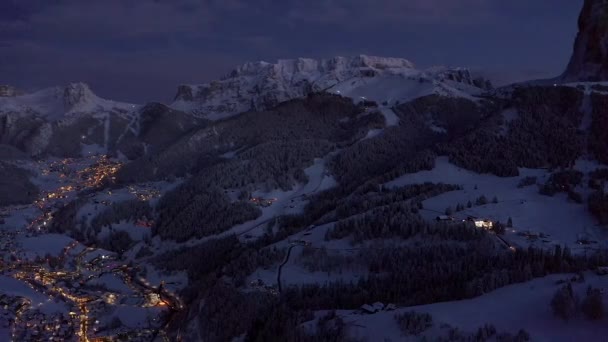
[474,220,493,229]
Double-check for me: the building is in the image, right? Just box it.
[360,302,386,314]
[360,304,377,314]
[249,197,277,207]
[467,216,493,229]
[385,303,397,311]
[474,220,493,229]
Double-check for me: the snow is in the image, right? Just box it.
[18,234,76,258]
[0,83,138,122]
[228,157,335,241]
[0,328,9,341]
[98,221,151,242]
[112,306,162,328]
[171,55,486,120]
[80,143,107,157]
[362,129,383,140]
[379,107,400,126]
[0,276,67,314]
[338,272,608,342]
[499,108,519,135]
[386,157,607,252]
[87,273,134,295]
[328,75,435,106]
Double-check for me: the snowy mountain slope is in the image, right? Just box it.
[171,55,492,120]
[0,82,139,122]
[332,273,608,342]
[0,84,202,158]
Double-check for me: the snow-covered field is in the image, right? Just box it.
[386,157,608,252]
[18,234,75,258]
[335,272,608,342]
[88,273,135,295]
[213,157,335,242]
[0,276,68,314]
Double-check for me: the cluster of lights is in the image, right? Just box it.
[2,155,184,341]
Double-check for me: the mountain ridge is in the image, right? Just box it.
[170,55,492,120]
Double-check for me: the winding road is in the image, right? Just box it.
[277,244,301,293]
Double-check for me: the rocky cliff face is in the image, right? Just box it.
[562,0,608,81]
[171,55,491,120]
[0,85,22,97]
[62,82,96,109]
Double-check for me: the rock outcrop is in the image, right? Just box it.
[171,55,491,120]
[562,0,608,81]
[0,85,22,97]
[63,82,96,109]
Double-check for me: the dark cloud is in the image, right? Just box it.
[0,0,584,102]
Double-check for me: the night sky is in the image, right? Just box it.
[0,0,583,103]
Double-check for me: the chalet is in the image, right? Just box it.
[468,216,493,229]
[372,302,385,311]
[360,304,377,314]
[360,302,385,314]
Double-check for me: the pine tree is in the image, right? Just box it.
[476,195,488,206]
[551,283,577,321]
[581,286,604,320]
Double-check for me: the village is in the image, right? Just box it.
[0,154,182,341]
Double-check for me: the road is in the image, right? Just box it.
[237,162,327,238]
[277,244,300,293]
[0,155,180,341]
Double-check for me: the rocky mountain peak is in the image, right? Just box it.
[63,82,96,108]
[561,0,608,81]
[0,85,22,97]
[171,55,486,120]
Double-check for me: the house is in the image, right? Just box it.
[360,304,377,314]
[360,302,385,314]
[372,302,385,311]
[471,218,493,229]
[385,303,397,311]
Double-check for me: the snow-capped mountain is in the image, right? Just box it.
[0,83,201,158]
[0,82,138,122]
[171,55,492,120]
[561,0,608,82]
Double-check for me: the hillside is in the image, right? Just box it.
[1,1,608,341]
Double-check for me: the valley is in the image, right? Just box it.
[0,155,183,341]
[1,1,608,340]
